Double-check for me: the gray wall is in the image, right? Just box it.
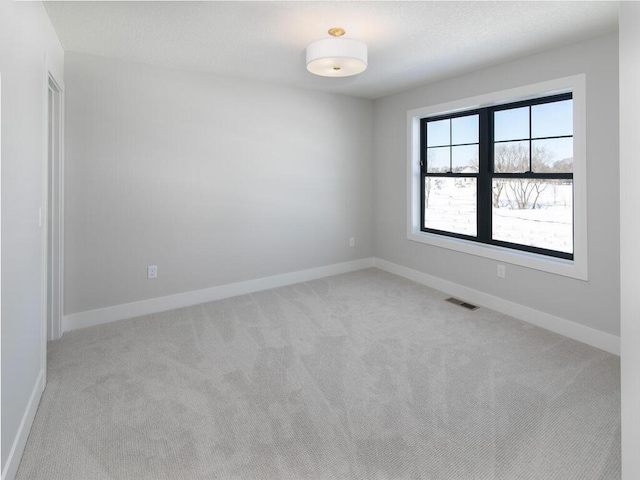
[373,34,620,336]
[619,5,640,478]
[64,53,373,314]
[0,0,64,471]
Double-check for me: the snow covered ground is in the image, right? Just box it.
[424,178,573,253]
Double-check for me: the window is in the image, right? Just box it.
[407,75,587,280]
[421,94,573,260]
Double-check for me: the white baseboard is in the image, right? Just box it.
[373,258,620,356]
[62,256,619,356]
[2,370,44,480]
[63,258,375,332]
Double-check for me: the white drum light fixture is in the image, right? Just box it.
[306,27,367,77]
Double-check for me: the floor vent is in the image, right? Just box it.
[445,297,479,311]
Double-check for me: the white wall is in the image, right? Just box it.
[0,0,64,477]
[373,34,620,337]
[619,4,640,479]
[64,53,373,316]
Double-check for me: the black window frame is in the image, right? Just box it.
[420,93,574,260]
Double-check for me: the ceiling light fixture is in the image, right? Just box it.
[306,27,368,78]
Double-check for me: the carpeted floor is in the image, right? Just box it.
[16,269,620,479]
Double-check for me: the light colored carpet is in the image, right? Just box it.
[16,269,620,479]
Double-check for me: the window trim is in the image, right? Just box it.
[407,75,588,281]
[420,93,574,260]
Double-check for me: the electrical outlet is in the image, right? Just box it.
[147,265,158,279]
[349,237,355,247]
[497,264,506,279]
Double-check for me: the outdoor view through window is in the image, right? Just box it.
[422,94,573,259]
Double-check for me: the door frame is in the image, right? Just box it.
[41,55,65,385]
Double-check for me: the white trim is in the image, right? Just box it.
[620,5,640,479]
[40,54,47,386]
[63,258,375,332]
[406,74,588,281]
[42,55,65,354]
[1,370,45,480]
[373,258,619,356]
[50,72,65,342]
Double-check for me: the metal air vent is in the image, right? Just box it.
[445,297,479,311]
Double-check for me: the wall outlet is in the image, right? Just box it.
[349,237,355,247]
[147,265,158,279]
[497,264,506,279]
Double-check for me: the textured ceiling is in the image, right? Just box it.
[44,1,618,99]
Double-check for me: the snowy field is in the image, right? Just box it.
[424,178,573,253]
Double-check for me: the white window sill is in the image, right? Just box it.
[408,229,587,281]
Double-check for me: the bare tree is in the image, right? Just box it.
[494,142,529,173]
[493,180,506,207]
[493,143,528,208]
[493,143,555,209]
[530,180,549,210]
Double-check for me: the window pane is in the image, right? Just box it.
[494,107,529,141]
[452,144,479,172]
[427,119,450,147]
[493,141,530,173]
[532,100,572,138]
[492,179,573,254]
[532,138,573,173]
[427,147,450,173]
[424,177,477,237]
[452,115,478,145]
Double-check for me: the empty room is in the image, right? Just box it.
[2,1,640,479]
